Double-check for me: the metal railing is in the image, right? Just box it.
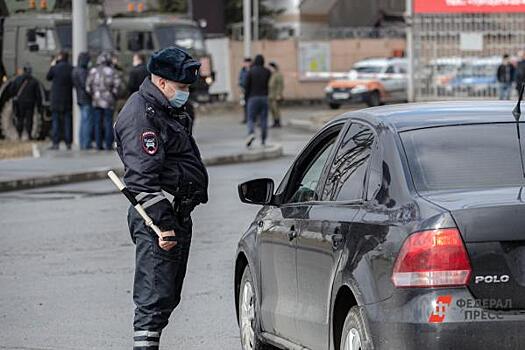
[413,13,525,100]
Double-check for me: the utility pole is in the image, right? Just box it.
[406,0,415,102]
[253,0,259,41]
[72,0,87,147]
[187,0,193,19]
[243,0,251,58]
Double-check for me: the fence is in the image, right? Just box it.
[413,13,525,100]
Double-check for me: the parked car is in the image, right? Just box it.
[235,101,525,350]
[324,57,407,109]
[422,57,463,96]
[447,57,501,97]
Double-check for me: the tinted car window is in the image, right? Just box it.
[288,138,336,203]
[127,31,153,52]
[323,123,374,201]
[400,123,525,191]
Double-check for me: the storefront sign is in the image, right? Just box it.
[414,0,525,14]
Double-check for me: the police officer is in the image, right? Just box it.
[114,47,208,350]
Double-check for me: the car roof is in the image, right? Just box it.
[329,101,521,132]
[353,57,406,67]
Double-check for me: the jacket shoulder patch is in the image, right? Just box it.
[141,130,159,155]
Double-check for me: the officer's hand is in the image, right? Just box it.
[159,230,177,251]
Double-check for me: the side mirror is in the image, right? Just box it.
[238,178,275,205]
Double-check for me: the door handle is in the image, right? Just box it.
[332,233,344,250]
[288,225,297,241]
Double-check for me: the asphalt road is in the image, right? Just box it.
[0,127,313,349]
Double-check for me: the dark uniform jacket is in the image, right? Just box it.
[46,59,73,112]
[114,77,209,232]
[9,73,42,109]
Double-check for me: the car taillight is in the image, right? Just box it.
[392,228,471,288]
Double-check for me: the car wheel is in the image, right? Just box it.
[239,266,271,350]
[366,91,381,107]
[340,306,374,350]
[329,103,341,110]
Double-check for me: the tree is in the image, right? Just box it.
[225,0,283,38]
[157,0,187,13]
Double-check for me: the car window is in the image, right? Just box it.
[400,123,525,191]
[288,138,337,204]
[385,65,395,74]
[26,28,56,51]
[127,31,154,52]
[322,123,375,201]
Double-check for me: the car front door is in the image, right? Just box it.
[296,121,376,350]
[258,125,342,344]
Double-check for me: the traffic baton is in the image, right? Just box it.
[107,170,163,239]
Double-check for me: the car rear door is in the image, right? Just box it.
[295,121,376,350]
[259,124,342,344]
[399,122,525,310]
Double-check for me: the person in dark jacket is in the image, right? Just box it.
[497,54,515,100]
[9,63,42,140]
[114,47,208,350]
[46,51,73,150]
[72,52,93,149]
[516,51,525,94]
[128,53,149,95]
[244,54,271,147]
[238,57,251,123]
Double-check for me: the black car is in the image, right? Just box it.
[234,101,525,350]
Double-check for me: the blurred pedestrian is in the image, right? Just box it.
[9,63,42,140]
[72,52,93,150]
[497,54,515,100]
[238,57,251,124]
[516,51,525,93]
[86,52,122,151]
[128,53,149,95]
[46,50,73,150]
[268,61,284,128]
[245,54,271,147]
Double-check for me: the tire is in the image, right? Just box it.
[329,103,341,110]
[340,306,374,350]
[366,91,381,107]
[238,266,272,350]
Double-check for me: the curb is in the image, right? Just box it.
[0,144,283,193]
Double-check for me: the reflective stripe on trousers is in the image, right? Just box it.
[134,330,160,349]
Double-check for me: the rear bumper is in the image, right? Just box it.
[364,288,525,350]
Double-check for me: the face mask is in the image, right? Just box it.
[169,90,190,108]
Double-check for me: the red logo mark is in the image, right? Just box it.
[429,295,452,323]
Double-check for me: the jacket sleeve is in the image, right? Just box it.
[277,75,284,97]
[46,66,54,81]
[244,71,251,98]
[115,113,177,232]
[112,71,123,97]
[85,69,94,95]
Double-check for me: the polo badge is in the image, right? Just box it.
[141,131,158,155]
